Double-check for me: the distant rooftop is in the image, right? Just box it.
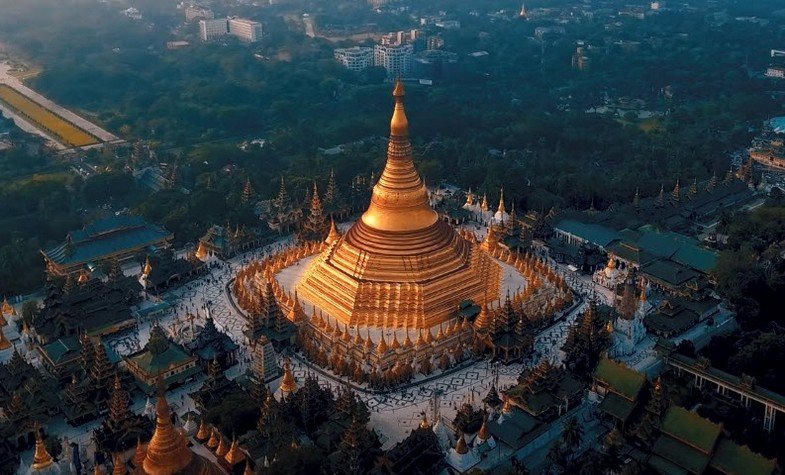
[42,215,171,268]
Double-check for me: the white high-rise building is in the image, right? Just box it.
[199,18,228,41]
[228,18,263,42]
[334,46,375,71]
[374,43,414,78]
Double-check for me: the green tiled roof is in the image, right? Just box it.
[41,335,81,365]
[661,406,721,453]
[43,216,171,267]
[652,435,712,474]
[554,220,621,247]
[641,260,698,287]
[594,358,645,400]
[710,439,776,475]
[127,341,194,374]
[598,391,637,423]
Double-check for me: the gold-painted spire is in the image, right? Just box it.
[196,420,210,441]
[454,432,468,455]
[215,435,229,457]
[78,269,90,284]
[195,241,207,260]
[206,427,219,449]
[112,452,127,475]
[243,460,253,475]
[360,80,438,232]
[32,427,55,470]
[376,334,389,355]
[419,413,430,429]
[142,378,194,474]
[0,325,11,350]
[1,297,13,315]
[477,417,490,441]
[142,257,152,276]
[224,437,245,465]
[279,359,297,394]
[133,438,146,468]
[95,464,106,475]
[497,188,506,215]
[325,218,341,245]
[480,193,489,212]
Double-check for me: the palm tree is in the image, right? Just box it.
[561,416,583,452]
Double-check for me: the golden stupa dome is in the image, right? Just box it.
[296,81,501,329]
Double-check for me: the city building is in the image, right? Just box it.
[41,215,172,277]
[374,43,414,78]
[199,18,228,41]
[185,4,214,22]
[334,46,375,72]
[228,18,263,42]
[766,66,785,79]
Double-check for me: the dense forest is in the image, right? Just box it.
[0,0,783,294]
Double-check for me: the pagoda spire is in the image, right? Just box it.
[106,373,131,427]
[279,359,297,396]
[361,80,438,233]
[274,177,289,209]
[671,179,681,202]
[497,188,506,215]
[0,324,11,350]
[325,218,341,246]
[31,426,55,471]
[656,184,665,207]
[142,378,194,474]
[242,177,254,203]
[480,193,489,212]
[142,256,152,276]
[633,187,640,208]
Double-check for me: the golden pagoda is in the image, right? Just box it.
[2,297,15,316]
[0,325,11,351]
[142,257,152,276]
[224,437,245,465]
[297,81,501,329]
[195,242,207,261]
[139,379,222,475]
[279,359,297,395]
[30,427,58,474]
[112,453,126,475]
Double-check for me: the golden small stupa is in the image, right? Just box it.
[30,427,58,474]
[297,80,500,328]
[142,257,152,276]
[139,379,222,475]
[0,325,11,351]
[195,242,207,261]
[279,359,297,395]
[224,437,245,465]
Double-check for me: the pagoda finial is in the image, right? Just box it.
[497,188,506,215]
[360,80,436,233]
[142,377,194,474]
[390,79,407,137]
[142,256,152,276]
[31,425,55,470]
[280,358,297,395]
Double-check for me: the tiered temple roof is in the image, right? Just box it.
[41,216,172,277]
